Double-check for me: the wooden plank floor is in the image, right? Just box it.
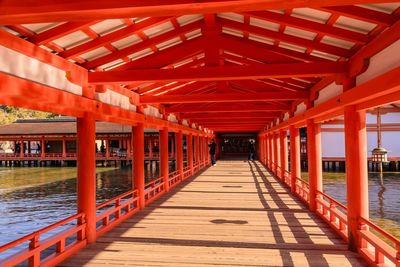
[60,160,367,267]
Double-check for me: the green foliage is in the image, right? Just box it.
[0,105,57,125]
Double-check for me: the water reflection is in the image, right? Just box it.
[0,163,167,248]
[302,171,400,239]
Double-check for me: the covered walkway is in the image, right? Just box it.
[60,161,366,267]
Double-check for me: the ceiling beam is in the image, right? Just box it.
[88,62,347,84]
[181,112,281,119]
[220,18,353,58]
[243,10,370,44]
[0,0,396,24]
[166,103,290,113]
[58,17,171,59]
[140,91,308,104]
[83,20,203,70]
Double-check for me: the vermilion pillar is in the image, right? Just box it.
[273,132,280,176]
[77,113,96,244]
[263,136,267,165]
[188,133,194,175]
[280,130,288,180]
[160,127,170,192]
[41,138,45,158]
[62,139,67,158]
[344,106,368,251]
[307,119,323,211]
[133,123,145,208]
[176,131,183,180]
[20,139,24,158]
[266,134,271,168]
[195,135,200,165]
[290,126,301,193]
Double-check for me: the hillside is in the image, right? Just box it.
[0,106,57,125]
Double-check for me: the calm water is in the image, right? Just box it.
[0,164,167,251]
[0,166,399,259]
[302,171,400,239]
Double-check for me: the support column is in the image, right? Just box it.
[62,138,67,158]
[195,135,200,166]
[344,106,368,251]
[160,127,170,192]
[273,132,280,176]
[149,137,153,158]
[290,126,301,193]
[307,119,323,211]
[77,113,96,244]
[269,134,274,169]
[105,139,110,159]
[20,139,24,158]
[266,135,270,168]
[188,133,194,175]
[41,138,45,159]
[280,130,288,180]
[133,123,145,208]
[176,131,183,180]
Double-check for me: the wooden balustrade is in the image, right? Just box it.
[359,217,400,267]
[168,170,181,188]
[144,177,165,205]
[96,190,140,237]
[316,190,348,241]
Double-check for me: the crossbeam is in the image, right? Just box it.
[140,91,308,104]
[166,103,291,113]
[0,0,395,24]
[89,62,347,84]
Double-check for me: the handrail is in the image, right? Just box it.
[96,189,139,237]
[0,213,86,267]
[144,176,165,205]
[316,190,348,241]
[359,217,400,266]
[360,217,400,248]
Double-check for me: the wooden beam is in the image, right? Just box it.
[166,103,290,113]
[243,10,370,44]
[0,0,396,24]
[83,20,203,70]
[140,91,308,104]
[89,62,347,84]
[182,112,281,119]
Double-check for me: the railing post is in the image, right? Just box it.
[176,131,183,180]
[133,123,145,208]
[77,112,96,244]
[28,235,40,267]
[280,130,288,181]
[160,127,170,192]
[290,126,301,193]
[188,133,194,175]
[307,119,322,212]
[344,105,369,251]
[195,135,200,168]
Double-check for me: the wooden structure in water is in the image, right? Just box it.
[0,1,400,266]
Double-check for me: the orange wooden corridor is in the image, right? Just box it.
[60,161,366,267]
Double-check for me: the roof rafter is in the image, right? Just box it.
[58,17,171,59]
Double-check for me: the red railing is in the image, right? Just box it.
[168,170,181,188]
[96,190,139,237]
[282,170,291,187]
[316,190,348,241]
[0,213,86,267]
[183,166,191,179]
[359,217,400,267]
[144,177,165,205]
[295,176,309,203]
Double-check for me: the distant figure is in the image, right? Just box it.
[100,144,105,153]
[248,140,255,161]
[37,143,41,154]
[208,139,216,166]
